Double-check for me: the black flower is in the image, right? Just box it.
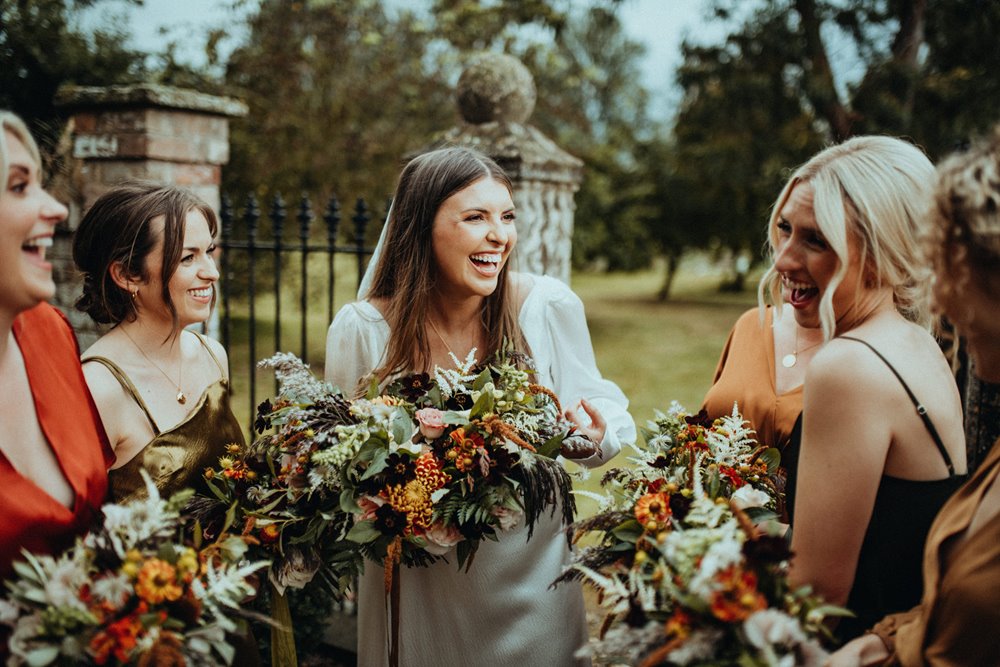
[446,392,473,411]
[374,504,407,538]
[393,373,432,402]
[743,534,792,563]
[255,399,274,434]
[383,453,416,485]
[669,493,693,521]
[684,409,712,428]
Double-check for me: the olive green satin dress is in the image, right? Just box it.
[83,333,244,503]
[84,334,260,665]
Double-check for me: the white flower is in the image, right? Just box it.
[269,547,320,596]
[423,522,463,555]
[43,554,90,610]
[732,485,772,511]
[0,598,19,624]
[665,627,723,665]
[743,609,806,648]
[90,573,132,608]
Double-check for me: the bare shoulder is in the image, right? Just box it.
[806,337,896,405]
[192,330,229,366]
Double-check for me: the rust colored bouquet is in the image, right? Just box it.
[558,403,842,666]
[0,474,265,666]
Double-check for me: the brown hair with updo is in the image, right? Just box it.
[73,180,218,330]
[926,127,1000,318]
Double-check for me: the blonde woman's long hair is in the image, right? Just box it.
[759,135,936,340]
[366,146,526,384]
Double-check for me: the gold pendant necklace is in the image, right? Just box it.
[782,326,824,368]
[120,327,186,404]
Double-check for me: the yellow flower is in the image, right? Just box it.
[135,559,183,605]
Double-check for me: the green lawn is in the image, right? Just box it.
[224,255,758,437]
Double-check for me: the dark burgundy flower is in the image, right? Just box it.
[743,535,792,563]
[374,504,407,537]
[393,373,432,402]
[650,454,671,469]
[446,392,473,411]
[255,399,274,434]
[383,453,416,485]
[669,493,692,521]
[684,409,712,428]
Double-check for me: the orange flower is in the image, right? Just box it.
[135,559,183,605]
[634,492,672,531]
[415,451,450,491]
[90,610,144,664]
[663,607,693,641]
[136,631,186,667]
[447,428,485,473]
[259,523,281,544]
[709,565,767,622]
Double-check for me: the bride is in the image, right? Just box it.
[326,146,635,666]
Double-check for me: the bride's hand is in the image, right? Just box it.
[561,399,606,459]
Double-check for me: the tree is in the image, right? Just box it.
[221,0,453,207]
[0,0,147,153]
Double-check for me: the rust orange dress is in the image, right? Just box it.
[0,303,113,580]
[702,307,802,450]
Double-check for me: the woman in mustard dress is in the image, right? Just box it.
[72,181,242,502]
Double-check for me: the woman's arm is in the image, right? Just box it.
[789,342,893,604]
[541,282,635,468]
[324,303,386,392]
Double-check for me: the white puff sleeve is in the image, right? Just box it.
[521,276,635,468]
[324,302,389,393]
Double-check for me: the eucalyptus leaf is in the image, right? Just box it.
[346,520,380,544]
[759,447,781,473]
[472,367,492,391]
[361,449,390,480]
[469,390,494,419]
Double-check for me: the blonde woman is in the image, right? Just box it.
[762,137,968,642]
[827,126,1000,666]
[0,112,111,581]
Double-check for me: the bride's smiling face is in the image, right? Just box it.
[430,177,516,299]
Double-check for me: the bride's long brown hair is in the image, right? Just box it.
[366,146,527,384]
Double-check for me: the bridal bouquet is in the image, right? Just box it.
[0,474,265,666]
[206,351,579,589]
[559,404,840,666]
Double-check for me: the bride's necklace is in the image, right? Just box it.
[781,326,824,369]
[427,318,476,360]
[120,327,187,404]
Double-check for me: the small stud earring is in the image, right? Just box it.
[131,290,137,300]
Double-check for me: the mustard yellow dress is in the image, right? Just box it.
[83,333,244,502]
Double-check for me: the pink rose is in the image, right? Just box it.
[492,506,524,532]
[423,521,463,555]
[415,407,445,440]
[358,495,384,521]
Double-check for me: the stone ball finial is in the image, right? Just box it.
[457,53,537,124]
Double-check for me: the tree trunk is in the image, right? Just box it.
[794,0,853,140]
[657,253,680,301]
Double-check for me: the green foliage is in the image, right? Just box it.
[0,0,147,151]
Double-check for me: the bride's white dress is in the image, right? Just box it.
[325,274,635,667]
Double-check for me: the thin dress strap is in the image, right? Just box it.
[838,335,956,476]
[190,331,226,379]
[81,356,161,435]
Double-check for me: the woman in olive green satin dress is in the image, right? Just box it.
[72,181,243,504]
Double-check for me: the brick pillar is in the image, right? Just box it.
[52,84,247,348]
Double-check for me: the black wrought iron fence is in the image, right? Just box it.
[218,192,380,433]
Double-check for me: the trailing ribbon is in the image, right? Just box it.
[269,581,299,667]
[385,536,403,667]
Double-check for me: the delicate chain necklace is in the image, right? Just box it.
[427,318,475,360]
[781,326,824,368]
[120,327,187,404]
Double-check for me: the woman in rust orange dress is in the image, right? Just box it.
[0,111,112,581]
